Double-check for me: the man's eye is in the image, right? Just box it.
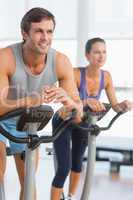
[48,30,53,34]
[35,29,42,33]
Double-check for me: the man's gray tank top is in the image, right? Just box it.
[8,42,57,100]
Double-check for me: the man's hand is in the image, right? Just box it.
[43,85,83,121]
[43,85,71,105]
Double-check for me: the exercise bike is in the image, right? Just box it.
[59,104,124,200]
[0,105,76,200]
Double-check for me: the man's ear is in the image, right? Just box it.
[21,30,28,41]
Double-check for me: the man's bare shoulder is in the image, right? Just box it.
[0,47,15,75]
[55,51,73,79]
[0,46,13,59]
[55,51,71,66]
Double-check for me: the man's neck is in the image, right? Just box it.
[22,44,47,74]
[22,44,47,68]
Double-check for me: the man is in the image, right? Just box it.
[0,7,82,200]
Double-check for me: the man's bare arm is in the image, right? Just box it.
[0,48,43,116]
[55,52,83,118]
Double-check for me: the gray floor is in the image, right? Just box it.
[5,144,54,200]
[4,143,133,200]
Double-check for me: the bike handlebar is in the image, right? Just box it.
[0,104,124,150]
[0,107,77,149]
[75,103,124,135]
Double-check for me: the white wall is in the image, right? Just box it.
[1,0,133,40]
[1,0,133,87]
[0,0,77,40]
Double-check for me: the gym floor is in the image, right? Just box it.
[87,162,133,200]
[5,144,133,200]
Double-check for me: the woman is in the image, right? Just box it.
[51,38,133,200]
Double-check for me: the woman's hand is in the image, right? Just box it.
[113,100,133,113]
[83,99,106,112]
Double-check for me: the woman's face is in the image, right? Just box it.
[86,42,107,68]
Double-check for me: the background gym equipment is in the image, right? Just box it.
[96,136,133,173]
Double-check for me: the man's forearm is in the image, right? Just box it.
[0,96,34,116]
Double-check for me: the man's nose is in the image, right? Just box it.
[41,32,48,40]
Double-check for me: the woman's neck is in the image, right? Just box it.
[86,65,100,77]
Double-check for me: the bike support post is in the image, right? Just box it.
[24,123,38,200]
[81,116,97,200]
[0,183,5,200]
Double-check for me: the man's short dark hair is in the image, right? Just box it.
[85,37,106,53]
[21,7,56,33]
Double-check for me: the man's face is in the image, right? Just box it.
[22,19,54,55]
